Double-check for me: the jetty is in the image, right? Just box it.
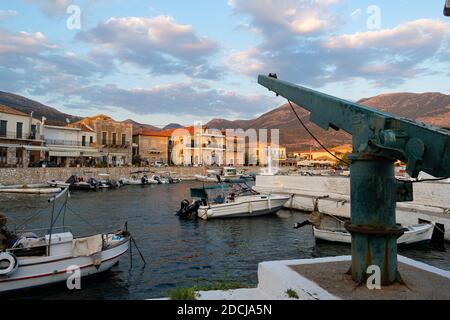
[254,174,450,241]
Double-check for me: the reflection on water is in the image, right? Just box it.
[0,181,448,300]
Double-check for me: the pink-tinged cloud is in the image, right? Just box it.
[78,16,221,79]
[325,19,450,50]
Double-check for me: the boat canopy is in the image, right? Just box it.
[190,185,229,199]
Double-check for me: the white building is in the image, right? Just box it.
[43,124,100,167]
[0,104,44,167]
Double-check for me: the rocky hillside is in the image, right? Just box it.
[207,92,450,151]
[0,91,81,125]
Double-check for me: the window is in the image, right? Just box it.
[81,135,86,146]
[102,132,107,145]
[122,134,126,146]
[0,120,7,137]
[89,136,93,144]
[112,133,117,145]
[0,147,7,165]
[16,148,23,165]
[30,124,36,139]
[16,122,23,139]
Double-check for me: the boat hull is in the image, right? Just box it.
[197,195,290,220]
[0,238,129,293]
[313,224,434,245]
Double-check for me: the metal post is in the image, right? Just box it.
[346,153,403,284]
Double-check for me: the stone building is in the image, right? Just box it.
[133,129,171,165]
[0,104,44,167]
[68,115,132,166]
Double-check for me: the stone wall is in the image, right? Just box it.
[0,166,256,185]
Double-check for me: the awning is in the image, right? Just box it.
[23,145,49,151]
[49,151,81,157]
[81,152,104,158]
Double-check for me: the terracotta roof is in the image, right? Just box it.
[134,129,173,137]
[0,104,28,117]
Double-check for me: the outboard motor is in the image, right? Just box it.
[88,177,99,190]
[168,177,174,184]
[176,199,202,219]
[65,175,77,189]
[154,176,162,184]
[216,174,222,183]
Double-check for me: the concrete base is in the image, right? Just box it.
[198,256,450,300]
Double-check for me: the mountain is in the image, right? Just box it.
[358,92,450,128]
[207,92,450,151]
[0,91,81,126]
[162,123,184,130]
[123,119,160,132]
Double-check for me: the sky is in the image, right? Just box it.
[0,0,449,127]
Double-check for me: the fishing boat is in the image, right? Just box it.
[293,201,434,246]
[177,183,290,220]
[97,173,124,189]
[195,170,220,182]
[48,175,98,191]
[0,188,130,293]
[160,171,182,184]
[313,223,434,245]
[195,167,245,183]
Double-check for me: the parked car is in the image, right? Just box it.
[152,161,167,168]
[29,160,59,168]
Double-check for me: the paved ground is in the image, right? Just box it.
[290,261,450,300]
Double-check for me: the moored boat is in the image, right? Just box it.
[177,183,290,220]
[312,223,434,245]
[0,188,130,293]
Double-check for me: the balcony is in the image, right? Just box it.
[0,131,43,141]
[100,141,131,148]
[45,139,82,146]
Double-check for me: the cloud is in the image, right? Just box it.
[228,0,341,48]
[62,82,275,119]
[0,10,18,20]
[78,16,221,79]
[0,27,113,97]
[22,0,72,17]
[324,19,450,50]
[350,8,362,20]
[227,0,450,88]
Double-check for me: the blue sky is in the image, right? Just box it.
[0,0,449,127]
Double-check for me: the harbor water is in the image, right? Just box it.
[1,181,448,300]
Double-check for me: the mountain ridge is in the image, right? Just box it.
[1,91,449,151]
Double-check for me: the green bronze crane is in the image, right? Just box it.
[258,74,450,285]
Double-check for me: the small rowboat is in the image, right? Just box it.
[313,223,434,245]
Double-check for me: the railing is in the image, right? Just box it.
[0,131,43,140]
[100,141,131,148]
[45,139,82,146]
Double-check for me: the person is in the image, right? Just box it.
[0,214,13,251]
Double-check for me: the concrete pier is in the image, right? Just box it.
[254,175,450,241]
[197,256,450,300]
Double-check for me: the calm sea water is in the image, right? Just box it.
[1,181,448,300]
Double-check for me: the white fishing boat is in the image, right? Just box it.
[0,188,130,293]
[177,183,290,220]
[195,170,220,182]
[312,223,434,245]
[197,194,290,220]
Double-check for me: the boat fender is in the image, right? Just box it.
[0,252,18,276]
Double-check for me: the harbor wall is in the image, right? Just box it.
[0,166,239,185]
[255,175,450,241]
